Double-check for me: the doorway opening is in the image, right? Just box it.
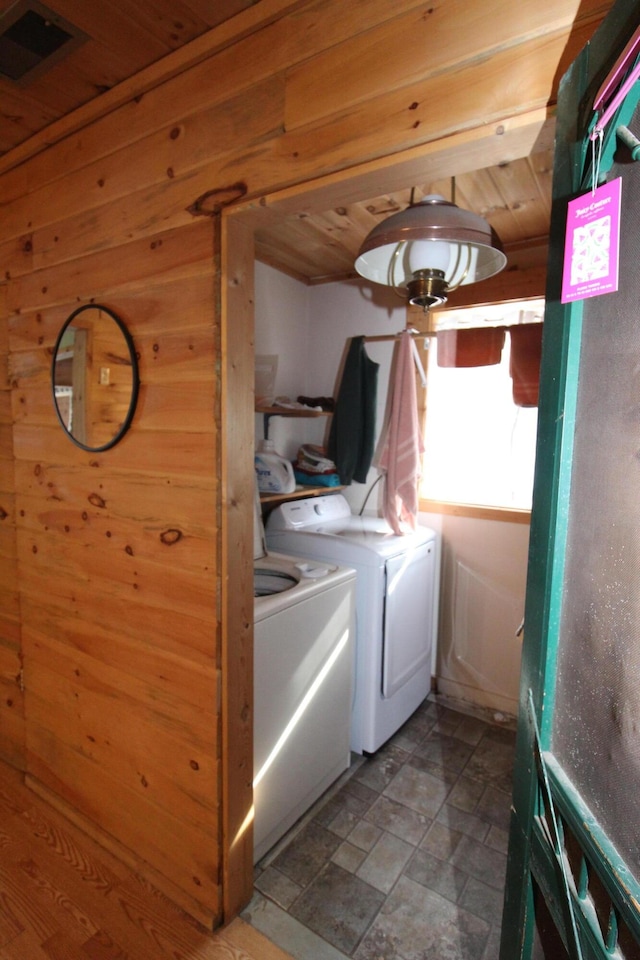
[220,108,554,932]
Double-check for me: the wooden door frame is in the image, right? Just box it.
[219,106,554,922]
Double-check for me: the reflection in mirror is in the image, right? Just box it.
[52,304,139,452]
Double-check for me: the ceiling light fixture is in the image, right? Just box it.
[354,193,507,311]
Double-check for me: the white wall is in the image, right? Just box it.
[254,263,310,399]
[424,511,528,717]
[255,261,527,717]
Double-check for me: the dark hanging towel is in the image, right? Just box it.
[509,323,543,406]
[328,336,379,484]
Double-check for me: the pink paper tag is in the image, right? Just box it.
[561,178,622,304]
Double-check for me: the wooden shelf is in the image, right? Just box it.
[255,405,338,506]
[255,405,332,418]
[259,484,344,505]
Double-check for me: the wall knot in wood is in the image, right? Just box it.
[160,528,183,545]
[187,183,247,217]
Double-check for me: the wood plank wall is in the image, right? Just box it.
[7,222,222,926]
[0,283,23,771]
[0,0,613,929]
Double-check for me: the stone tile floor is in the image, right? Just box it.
[243,698,516,960]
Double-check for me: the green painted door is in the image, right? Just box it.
[501,2,640,958]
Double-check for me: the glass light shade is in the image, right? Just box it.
[407,239,451,274]
[354,195,507,291]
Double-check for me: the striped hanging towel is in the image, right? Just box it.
[374,331,424,534]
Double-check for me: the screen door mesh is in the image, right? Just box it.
[553,147,640,874]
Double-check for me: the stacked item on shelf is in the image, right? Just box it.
[297,395,335,412]
[294,444,341,487]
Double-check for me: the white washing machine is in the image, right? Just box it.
[253,494,355,862]
[266,494,439,755]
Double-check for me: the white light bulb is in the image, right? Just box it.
[407,240,452,275]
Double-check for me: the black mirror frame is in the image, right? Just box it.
[51,303,140,452]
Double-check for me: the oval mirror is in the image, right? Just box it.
[51,304,139,452]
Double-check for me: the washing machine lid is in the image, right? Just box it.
[254,551,356,622]
[266,494,436,562]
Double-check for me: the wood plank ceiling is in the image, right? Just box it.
[0,0,257,156]
[252,156,554,286]
[0,0,610,287]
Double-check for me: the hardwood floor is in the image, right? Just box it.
[0,760,291,960]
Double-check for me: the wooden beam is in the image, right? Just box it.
[233,108,555,230]
[219,213,255,921]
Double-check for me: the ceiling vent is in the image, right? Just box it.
[0,0,87,85]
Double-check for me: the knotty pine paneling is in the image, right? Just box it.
[0,278,23,772]
[10,25,591,279]
[135,381,217,434]
[7,216,222,925]
[0,569,20,640]
[25,732,220,910]
[8,278,216,362]
[18,534,217,625]
[0,0,427,206]
[0,451,14,490]
[7,223,216,313]
[0,506,17,567]
[181,0,258,24]
[1,0,592,252]
[24,631,218,826]
[3,78,285,252]
[12,369,217,435]
[0,85,57,153]
[22,607,218,723]
[12,423,217,481]
[284,0,612,131]
[0,692,23,769]
[0,379,11,419]
[106,274,219,337]
[16,463,218,548]
[0,289,8,385]
[20,588,215,667]
[57,0,212,55]
[0,0,263,159]
[0,234,33,283]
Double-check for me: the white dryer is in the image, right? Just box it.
[266,494,439,755]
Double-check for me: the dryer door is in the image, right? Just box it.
[382,540,435,699]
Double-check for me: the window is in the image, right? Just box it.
[420,300,543,512]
